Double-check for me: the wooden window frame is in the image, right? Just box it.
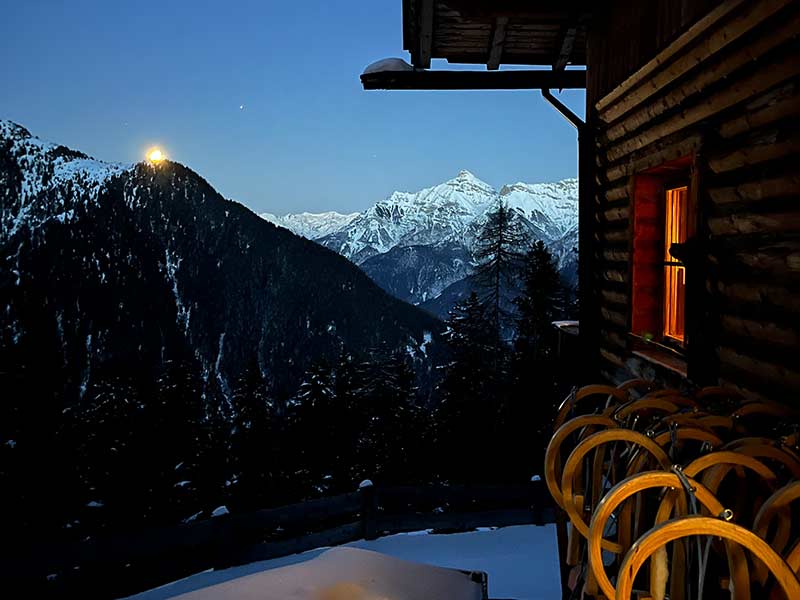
[630,156,697,370]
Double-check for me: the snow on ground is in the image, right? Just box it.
[124,525,559,600]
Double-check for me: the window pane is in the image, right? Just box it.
[663,187,687,342]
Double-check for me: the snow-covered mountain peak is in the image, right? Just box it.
[254,171,577,271]
[450,168,488,185]
[444,169,496,196]
[499,178,578,236]
[1,119,131,186]
[0,119,32,140]
[1,119,132,240]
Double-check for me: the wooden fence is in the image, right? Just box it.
[2,482,554,599]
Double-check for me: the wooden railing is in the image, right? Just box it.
[3,482,554,599]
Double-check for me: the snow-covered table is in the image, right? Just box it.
[125,525,560,600]
[144,547,484,600]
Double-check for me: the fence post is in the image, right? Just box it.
[531,475,545,526]
[359,479,378,540]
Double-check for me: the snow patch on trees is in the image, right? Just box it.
[164,249,191,332]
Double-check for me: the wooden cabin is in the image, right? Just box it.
[361,0,800,403]
[363,3,800,598]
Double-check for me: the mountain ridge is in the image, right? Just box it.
[257,170,578,307]
[0,119,441,404]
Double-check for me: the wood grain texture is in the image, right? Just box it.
[587,471,724,600]
[616,516,800,599]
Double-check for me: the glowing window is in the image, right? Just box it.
[663,187,687,343]
[631,156,693,352]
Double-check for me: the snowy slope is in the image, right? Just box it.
[260,210,359,240]
[0,120,131,241]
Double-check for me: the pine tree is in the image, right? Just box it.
[147,359,218,524]
[59,371,144,534]
[290,360,337,495]
[353,348,417,483]
[474,201,527,340]
[515,240,565,362]
[229,359,276,509]
[327,351,365,488]
[436,292,507,482]
[504,241,567,479]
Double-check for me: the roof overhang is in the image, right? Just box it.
[362,1,589,92]
[403,0,589,70]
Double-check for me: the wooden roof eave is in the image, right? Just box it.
[360,68,586,91]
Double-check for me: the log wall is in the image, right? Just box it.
[586,0,800,402]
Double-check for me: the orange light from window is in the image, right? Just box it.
[663,186,687,342]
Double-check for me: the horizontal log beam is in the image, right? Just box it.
[602,134,703,185]
[600,289,628,306]
[719,346,800,391]
[361,68,586,90]
[709,210,800,236]
[598,0,792,123]
[600,348,626,369]
[708,174,800,205]
[600,328,628,350]
[708,137,800,174]
[719,83,800,138]
[595,0,745,112]
[601,269,627,284]
[603,205,629,223]
[605,50,800,162]
[604,10,800,139]
[720,314,799,348]
[714,280,800,312]
[596,229,630,244]
[601,307,628,328]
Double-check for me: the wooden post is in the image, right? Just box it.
[578,109,598,385]
[530,476,547,526]
[360,480,378,541]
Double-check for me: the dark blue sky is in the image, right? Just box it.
[1,0,584,214]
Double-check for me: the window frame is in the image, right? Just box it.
[629,157,696,366]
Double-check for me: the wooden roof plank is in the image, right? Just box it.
[418,0,435,68]
[553,24,578,71]
[487,17,509,70]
